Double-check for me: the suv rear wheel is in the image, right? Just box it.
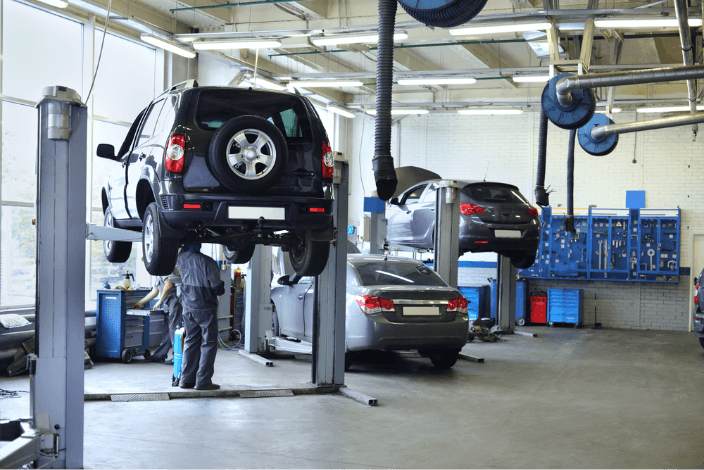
[222,244,255,264]
[143,203,179,276]
[103,207,132,263]
[208,115,288,193]
[289,231,329,277]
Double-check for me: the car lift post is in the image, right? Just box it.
[312,158,348,386]
[244,246,273,354]
[496,255,516,332]
[433,180,461,288]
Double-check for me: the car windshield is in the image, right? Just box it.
[352,260,448,287]
[196,90,313,146]
[464,184,529,204]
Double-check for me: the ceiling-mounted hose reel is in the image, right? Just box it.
[578,114,620,156]
[397,0,489,28]
[541,74,597,130]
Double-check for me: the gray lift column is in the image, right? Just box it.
[496,255,516,331]
[32,86,87,468]
[313,159,348,386]
[244,246,272,354]
[433,181,461,288]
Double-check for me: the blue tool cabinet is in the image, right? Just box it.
[519,207,680,283]
[96,290,162,363]
[547,288,583,326]
[459,286,487,320]
[486,280,528,324]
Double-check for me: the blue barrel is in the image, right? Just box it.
[173,327,184,384]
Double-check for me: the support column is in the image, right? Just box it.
[496,255,516,331]
[32,87,87,469]
[433,181,460,288]
[313,161,348,386]
[244,245,272,353]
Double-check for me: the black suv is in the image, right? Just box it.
[98,81,334,276]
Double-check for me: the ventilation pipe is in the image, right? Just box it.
[565,129,576,236]
[373,0,398,201]
[590,112,704,139]
[674,0,698,141]
[534,109,550,207]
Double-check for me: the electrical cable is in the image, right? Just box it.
[85,0,113,104]
[218,331,242,350]
[357,93,373,197]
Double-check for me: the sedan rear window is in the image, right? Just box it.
[465,184,529,204]
[353,261,448,287]
[196,90,313,145]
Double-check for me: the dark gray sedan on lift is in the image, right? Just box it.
[271,254,469,370]
[386,179,541,269]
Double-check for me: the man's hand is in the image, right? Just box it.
[133,303,143,310]
[153,300,163,310]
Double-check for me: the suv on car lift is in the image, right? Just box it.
[98,81,335,276]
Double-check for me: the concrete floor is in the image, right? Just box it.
[1,327,704,468]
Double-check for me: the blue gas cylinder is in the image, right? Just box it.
[173,327,184,385]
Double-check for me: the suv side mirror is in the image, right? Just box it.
[97,144,116,160]
[277,275,291,286]
[389,197,399,205]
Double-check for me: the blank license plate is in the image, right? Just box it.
[495,230,521,238]
[228,206,285,220]
[403,306,440,316]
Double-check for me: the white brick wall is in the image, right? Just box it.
[346,111,699,332]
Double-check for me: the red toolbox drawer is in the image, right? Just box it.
[530,294,548,324]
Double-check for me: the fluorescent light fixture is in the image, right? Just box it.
[366,109,430,115]
[311,32,408,46]
[512,75,551,83]
[288,80,364,88]
[253,77,286,91]
[326,104,356,119]
[637,105,704,113]
[458,109,523,115]
[397,77,477,86]
[594,18,702,28]
[193,40,281,50]
[597,107,622,113]
[140,34,196,59]
[39,0,68,7]
[450,22,552,36]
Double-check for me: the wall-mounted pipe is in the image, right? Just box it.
[556,64,704,107]
[590,112,704,140]
[674,0,698,139]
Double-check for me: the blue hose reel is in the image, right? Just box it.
[541,74,597,130]
[578,113,620,156]
[397,0,489,27]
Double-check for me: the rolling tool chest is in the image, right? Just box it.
[547,288,583,326]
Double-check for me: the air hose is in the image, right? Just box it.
[373,0,399,201]
[534,109,550,207]
[565,128,576,236]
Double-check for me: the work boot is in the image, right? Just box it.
[179,382,195,389]
[195,383,220,391]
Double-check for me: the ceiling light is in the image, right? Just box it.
[366,109,430,115]
[252,77,286,91]
[311,32,408,46]
[458,109,523,115]
[597,107,622,114]
[594,18,702,28]
[450,22,552,36]
[193,40,282,50]
[512,75,551,83]
[327,104,356,119]
[397,77,477,86]
[39,0,68,7]
[140,34,196,59]
[637,105,704,113]
[288,80,364,88]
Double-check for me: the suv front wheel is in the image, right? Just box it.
[143,203,179,276]
[289,231,330,277]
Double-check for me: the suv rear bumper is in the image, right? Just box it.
[160,193,332,232]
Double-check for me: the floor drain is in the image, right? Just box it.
[239,389,294,398]
[111,393,170,402]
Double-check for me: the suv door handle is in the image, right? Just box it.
[139,153,146,161]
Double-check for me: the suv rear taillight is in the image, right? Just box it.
[165,134,185,173]
[447,296,468,315]
[526,207,539,218]
[460,203,485,215]
[322,142,334,180]
[355,295,395,314]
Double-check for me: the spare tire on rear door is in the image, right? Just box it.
[208,115,288,193]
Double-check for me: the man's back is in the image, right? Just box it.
[177,251,224,310]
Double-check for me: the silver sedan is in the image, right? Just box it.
[271,254,469,370]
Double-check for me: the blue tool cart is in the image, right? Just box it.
[519,207,680,283]
[547,288,583,327]
[459,286,487,320]
[96,290,162,363]
[516,281,527,326]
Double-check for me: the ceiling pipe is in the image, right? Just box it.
[674,0,698,140]
[555,64,704,107]
[170,0,314,13]
[590,112,704,140]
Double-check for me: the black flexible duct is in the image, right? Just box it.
[534,109,550,207]
[373,0,398,201]
[565,128,576,236]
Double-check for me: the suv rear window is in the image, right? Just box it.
[464,184,529,204]
[196,90,313,145]
[352,260,448,287]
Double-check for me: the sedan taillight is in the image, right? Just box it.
[526,207,539,218]
[460,203,485,215]
[322,142,334,180]
[355,295,395,314]
[447,296,468,315]
[165,134,185,173]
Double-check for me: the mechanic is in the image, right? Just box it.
[135,267,183,363]
[177,243,225,391]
